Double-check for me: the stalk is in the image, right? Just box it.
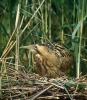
[15,4,21,71]
[77,0,84,78]
[44,0,47,41]
[61,0,64,43]
[48,0,51,40]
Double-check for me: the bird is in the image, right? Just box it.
[20,42,74,78]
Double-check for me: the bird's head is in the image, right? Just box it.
[20,44,55,59]
[20,44,38,54]
[20,43,52,56]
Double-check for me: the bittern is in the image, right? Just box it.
[20,42,74,78]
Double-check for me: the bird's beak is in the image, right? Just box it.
[20,45,37,54]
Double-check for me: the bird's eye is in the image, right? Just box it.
[34,45,38,50]
[34,46,37,49]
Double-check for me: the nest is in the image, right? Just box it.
[0,66,87,100]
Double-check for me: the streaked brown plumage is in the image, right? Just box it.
[20,42,74,78]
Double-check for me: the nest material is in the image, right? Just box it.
[1,66,87,100]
